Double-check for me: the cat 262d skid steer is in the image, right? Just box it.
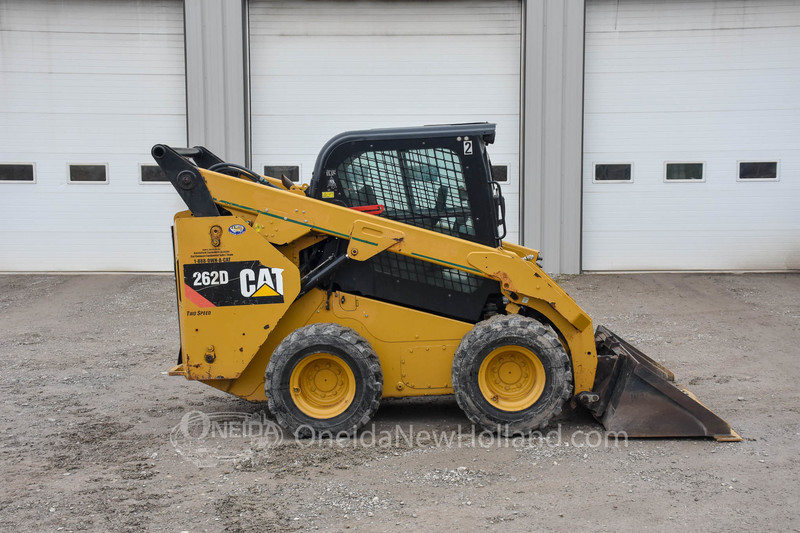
[152,123,740,441]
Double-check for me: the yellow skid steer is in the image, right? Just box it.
[152,124,740,441]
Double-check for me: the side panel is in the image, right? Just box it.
[214,290,473,402]
[173,212,300,380]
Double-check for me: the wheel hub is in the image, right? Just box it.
[290,353,355,419]
[478,346,546,411]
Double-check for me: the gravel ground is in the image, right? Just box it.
[0,272,798,532]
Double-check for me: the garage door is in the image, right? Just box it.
[583,0,800,270]
[0,0,186,271]
[249,0,522,243]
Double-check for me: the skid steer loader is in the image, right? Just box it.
[152,123,740,441]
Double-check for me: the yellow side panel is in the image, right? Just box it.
[212,290,472,402]
[173,212,300,380]
[328,293,472,394]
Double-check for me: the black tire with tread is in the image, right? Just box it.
[452,314,573,436]
[265,323,383,438]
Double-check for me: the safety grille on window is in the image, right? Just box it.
[336,148,476,239]
[372,253,482,294]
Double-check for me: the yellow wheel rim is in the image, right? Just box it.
[289,353,356,419]
[478,346,546,411]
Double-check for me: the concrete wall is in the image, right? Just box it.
[521,0,585,274]
[184,0,249,165]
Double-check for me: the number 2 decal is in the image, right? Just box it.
[463,140,473,155]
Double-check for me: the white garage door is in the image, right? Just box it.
[249,0,522,243]
[583,0,800,270]
[0,0,186,271]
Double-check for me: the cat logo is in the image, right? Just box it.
[183,260,285,307]
[240,267,284,299]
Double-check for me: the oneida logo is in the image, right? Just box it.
[240,267,284,298]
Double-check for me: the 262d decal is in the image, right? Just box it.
[183,261,285,307]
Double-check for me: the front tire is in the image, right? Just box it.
[452,315,572,436]
[265,323,382,438]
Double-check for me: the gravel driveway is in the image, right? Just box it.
[1,272,798,532]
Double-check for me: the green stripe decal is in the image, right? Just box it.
[214,198,377,246]
[411,253,482,274]
[215,198,480,273]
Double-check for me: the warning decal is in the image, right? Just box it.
[183,260,285,307]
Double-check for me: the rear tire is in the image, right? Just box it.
[452,315,572,436]
[265,323,382,438]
